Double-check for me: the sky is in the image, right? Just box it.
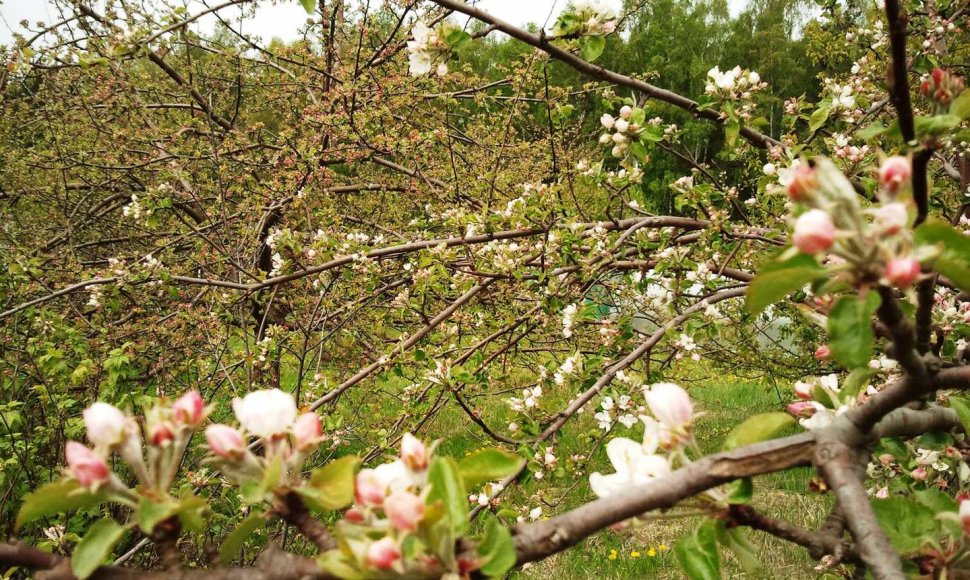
[0,0,746,48]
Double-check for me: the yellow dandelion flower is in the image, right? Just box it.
[647,548,657,557]
[608,549,618,561]
[658,543,669,551]
[630,551,641,558]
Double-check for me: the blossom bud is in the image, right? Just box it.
[960,499,970,535]
[611,132,627,144]
[792,210,835,254]
[205,424,245,459]
[619,105,633,120]
[878,453,895,467]
[344,507,366,524]
[384,491,425,532]
[878,156,911,194]
[367,537,401,570]
[436,62,448,77]
[748,71,760,84]
[873,202,909,234]
[910,467,928,481]
[644,383,693,429]
[355,468,386,507]
[885,257,921,288]
[83,402,128,448]
[232,389,297,439]
[598,133,611,145]
[610,144,625,158]
[293,412,323,452]
[786,165,816,201]
[66,441,110,489]
[786,401,818,418]
[794,381,814,400]
[150,422,175,446]
[172,391,205,425]
[814,345,831,360]
[763,162,776,176]
[600,113,615,129]
[614,119,629,133]
[400,433,428,471]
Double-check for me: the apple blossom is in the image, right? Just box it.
[885,257,921,288]
[355,468,387,507]
[344,507,366,524]
[763,162,776,176]
[384,490,425,532]
[794,381,814,400]
[644,383,693,430]
[784,164,816,201]
[293,412,323,452]
[65,441,110,489]
[786,401,818,418]
[614,119,629,133]
[172,390,205,425]
[792,209,835,254]
[83,402,128,448]
[960,499,970,535]
[873,202,909,234]
[150,422,175,446]
[600,113,615,129]
[400,433,428,471]
[232,389,297,439]
[205,424,246,459]
[814,345,831,360]
[619,105,632,119]
[588,437,671,498]
[911,466,928,481]
[367,537,402,570]
[878,156,911,194]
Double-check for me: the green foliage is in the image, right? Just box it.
[675,520,720,580]
[722,412,796,450]
[16,480,104,531]
[427,456,468,535]
[915,220,970,293]
[458,448,523,489]
[297,456,361,511]
[745,253,826,315]
[72,518,128,579]
[827,293,881,369]
[219,511,267,564]
[477,515,517,577]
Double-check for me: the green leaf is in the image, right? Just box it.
[428,456,468,534]
[856,122,888,140]
[16,479,104,530]
[808,105,830,132]
[137,497,176,534]
[241,455,283,504]
[444,28,472,49]
[871,497,939,554]
[724,119,740,147]
[297,456,361,511]
[723,412,796,450]
[298,0,317,13]
[745,253,826,315]
[828,292,881,369]
[675,520,720,580]
[724,478,753,504]
[949,397,970,436]
[915,114,962,136]
[580,35,606,62]
[477,515,516,577]
[915,220,970,292]
[219,511,267,564]
[72,519,127,579]
[458,448,523,489]
[840,367,880,401]
[715,522,762,574]
[953,89,970,119]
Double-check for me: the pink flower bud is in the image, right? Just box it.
[66,441,110,488]
[645,383,693,429]
[172,391,205,425]
[83,402,128,448]
[293,412,323,452]
[400,433,428,471]
[960,499,970,535]
[787,165,816,201]
[384,491,425,532]
[619,105,633,120]
[344,507,366,524]
[878,453,895,467]
[150,422,175,446]
[878,156,911,194]
[873,202,909,234]
[205,424,245,459]
[794,381,814,400]
[792,209,835,254]
[814,345,831,360]
[366,537,401,570]
[355,468,386,507]
[911,467,928,481]
[885,257,921,288]
[786,401,818,418]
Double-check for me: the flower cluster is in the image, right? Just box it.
[704,66,763,100]
[920,68,965,112]
[589,383,694,499]
[598,104,662,165]
[563,0,618,36]
[205,389,323,485]
[781,156,925,289]
[406,21,465,77]
[66,391,208,496]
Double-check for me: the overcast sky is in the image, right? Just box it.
[0,0,747,48]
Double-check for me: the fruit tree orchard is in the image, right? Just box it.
[1,0,970,578]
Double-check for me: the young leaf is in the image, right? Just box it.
[915,220,970,292]
[953,89,970,119]
[722,412,796,450]
[745,253,826,315]
[299,0,317,13]
[724,119,740,147]
[949,397,970,436]
[477,515,516,577]
[297,455,361,511]
[871,497,938,554]
[16,479,104,531]
[458,448,523,489]
[828,292,881,369]
[580,35,606,62]
[428,456,468,534]
[715,522,762,574]
[675,520,720,580]
[219,511,267,564]
[72,519,127,579]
